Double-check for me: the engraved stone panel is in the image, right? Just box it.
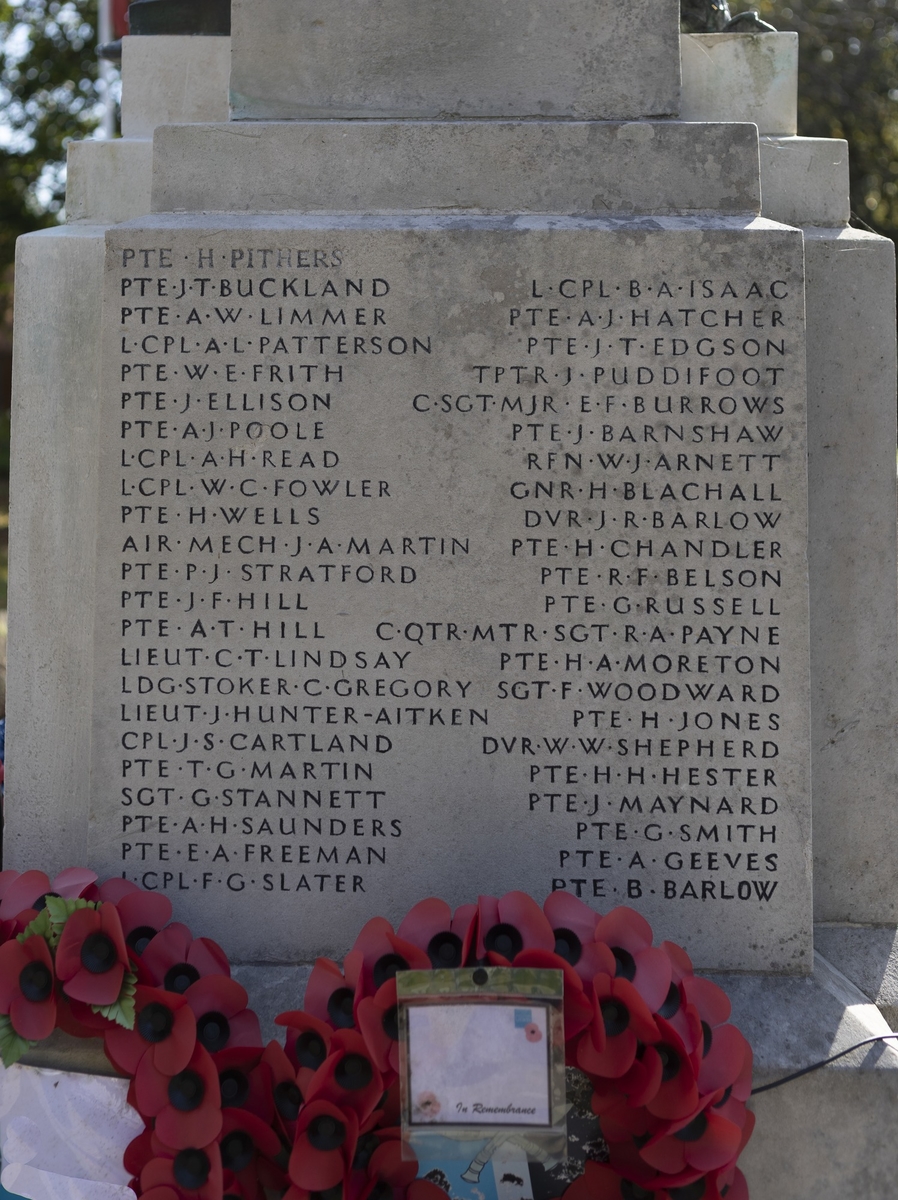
[95,213,811,971]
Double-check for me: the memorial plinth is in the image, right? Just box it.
[7,4,898,1195]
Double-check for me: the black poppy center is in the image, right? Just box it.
[126,925,158,956]
[168,1069,206,1112]
[221,1130,255,1172]
[658,982,681,1020]
[274,1080,303,1122]
[484,923,523,960]
[164,962,200,994]
[198,1010,231,1052]
[327,986,356,1029]
[137,1001,174,1043]
[381,1004,399,1042]
[19,961,53,1003]
[611,946,637,981]
[220,1068,250,1108]
[371,1184,394,1200]
[657,1044,681,1082]
[373,952,409,989]
[600,998,631,1037]
[335,1052,373,1091]
[296,1029,328,1069]
[353,1132,380,1171]
[80,932,117,975]
[621,1181,656,1200]
[427,931,463,969]
[674,1113,708,1143]
[701,1020,713,1057]
[33,892,60,913]
[173,1148,210,1189]
[552,927,583,966]
[307,1114,346,1152]
[669,1181,707,1200]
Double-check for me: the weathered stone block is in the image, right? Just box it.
[229,0,681,121]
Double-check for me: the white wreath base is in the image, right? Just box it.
[0,1062,141,1200]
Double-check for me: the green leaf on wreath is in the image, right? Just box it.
[0,1015,37,1068]
[44,896,97,947]
[91,970,137,1030]
[16,908,52,945]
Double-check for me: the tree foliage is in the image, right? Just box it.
[0,0,102,313]
[756,0,898,238]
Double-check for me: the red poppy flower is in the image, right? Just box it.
[350,917,430,1003]
[52,867,100,900]
[476,892,554,961]
[261,1039,303,1139]
[135,1041,223,1148]
[578,973,660,1079]
[217,1106,284,1200]
[641,1017,701,1122]
[288,1098,358,1192]
[356,978,400,1077]
[0,870,52,921]
[562,1160,666,1200]
[639,1094,745,1178]
[141,923,231,994]
[140,1141,223,1200]
[215,1045,275,1124]
[55,995,112,1039]
[396,897,478,969]
[186,974,262,1054]
[513,948,595,1041]
[542,892,618,990]
[98,878,141,903]
[55,902,130,1006]
[594,908,672,1014]
[305,1029,384,1126]
[0,934,57,1040]
[115,888,174,963]
[276,1008,334,1090]
[104,985,196,1076]
[124,1126,155,1180]
[0,869,98,922]
[304,956,363,1031]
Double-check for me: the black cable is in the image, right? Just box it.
[751,1033,898,1094]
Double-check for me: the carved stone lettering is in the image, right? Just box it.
[93,216,811,969]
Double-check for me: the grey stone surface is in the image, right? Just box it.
[759,137,851,228]
[742,1070,898,1198]
[815,924,898,1028]
[151,121,761,217]
[120,34,230,139]
[5,227,106,875]
[802,229,898,924]
[66,139,153,225]
[65,211,814,972]
[679,33,798,136]
[231,962,312,1044]
[711,951,898,1075]
[229,0,681,122]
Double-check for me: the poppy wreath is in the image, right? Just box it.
[0,871,753,1200]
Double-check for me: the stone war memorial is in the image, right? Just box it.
[3,0,898,1196]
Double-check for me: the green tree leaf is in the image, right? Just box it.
[0,1014,37,1067]
[0,0,110,320]
[91,969,137,1029]
[755,0,898,240]
[16,907,52,944]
